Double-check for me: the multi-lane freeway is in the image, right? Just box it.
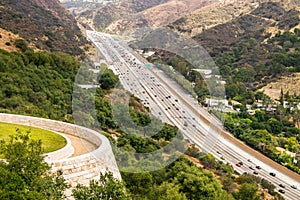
[87,30,300,199]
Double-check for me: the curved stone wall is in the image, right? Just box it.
[44,131,74,161]
[0,113,121,188]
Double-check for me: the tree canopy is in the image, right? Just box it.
[0,130,68,199]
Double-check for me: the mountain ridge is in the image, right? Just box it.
[0,0,87,55]
[76,0,218,35]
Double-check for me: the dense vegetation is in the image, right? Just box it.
[222,90,300,174]
[199,153,283,199]
[121,157,232,200]
[73,172,130,200]
[0,48,80,120]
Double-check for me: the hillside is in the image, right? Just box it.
[170,0,300,37]
[76,0,218,35]
[150,2,299,84]
[261,73,300,100]
[61,0,105,17]
[144,1,300,105]
[0,28,21,52]
[193,1,300,85]
[0,0,87,55]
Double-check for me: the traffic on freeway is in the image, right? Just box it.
[87,30,300,199]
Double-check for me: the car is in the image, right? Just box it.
[247,159,252,162]
[255,166,261,169]
[278,189,285,194]
[249,166,254,170]
[236,163,241,167]
[253,171,258,175]
[216,151,221,154]
[238,161,243,165]
[291,185,297,189]
[279,184,285,188]
[269,172,276,177]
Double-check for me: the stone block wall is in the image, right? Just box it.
[0,113,121,189]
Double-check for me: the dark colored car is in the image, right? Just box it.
[253,171,258,175]
[291,185,297,189]
[278,189,285,194]
[256,166,261,169]
[279,184,285,188]
[269,172,276,177]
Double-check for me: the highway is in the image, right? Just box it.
[87,30,300,199]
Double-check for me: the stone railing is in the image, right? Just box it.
[0,113,121,189]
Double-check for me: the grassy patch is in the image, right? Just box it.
[0,122,66,153]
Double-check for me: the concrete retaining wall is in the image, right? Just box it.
[0,113,121,188]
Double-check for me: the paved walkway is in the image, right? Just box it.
[64,133,97,157]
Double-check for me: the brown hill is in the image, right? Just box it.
[147,2,300,92]
[193,1,300,67]
[170,0,300,37]
[76,0,218,35]
[0,0,87,55]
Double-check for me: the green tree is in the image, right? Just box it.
[73,172,130,200]
[267,118,283,134]
[0,130,68,199]
[199,153,217,169]
[15,39,29,52]
[285,137,299,152]
[121,172,154,198]
[221,176,235,192]
[98,69,119,90]
[254,110,266,122]
[151,182,187,200]
[260,179,275,194]
[169,158,231,200]
[233,183,260,200]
